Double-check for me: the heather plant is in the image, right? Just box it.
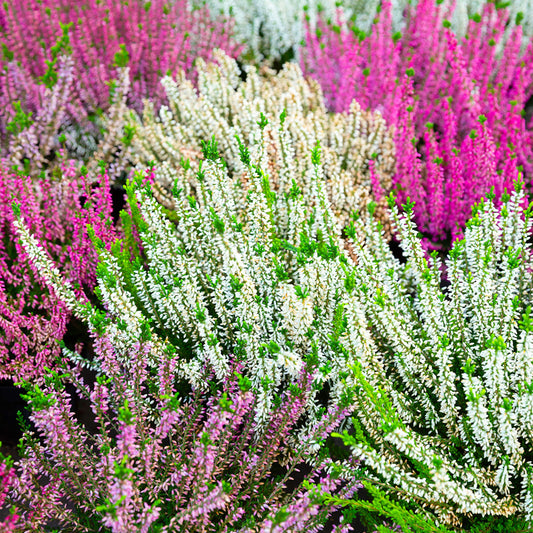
[320,180,533,529]
[193,0,381,61]
[15,144,533,531]
[0,333,359,531]
[0,453,20,531]
[417,0,533,41]
[6,145,367,529]
[2,54,90,174]
[195,0,533,62]
[302,0,533,248]
[120,49,395,233]
[2,54,135,181]
[0,161,116,382]
[387,0,533,42]
[14,134,374,430]
[0,0,242,157]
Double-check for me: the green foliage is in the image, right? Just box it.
[201,135,220,161]
[113,43,129,67]
[38,21,73,88]
[6,101,33,135]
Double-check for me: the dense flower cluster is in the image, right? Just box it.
[1,162,115,382]
[0,0,241,163]
[4,1,533,532]
[15,143,368,427]
[2,337,359,531]
[302,0,533,248]
[197,0,533,61]
[332,182,533,526]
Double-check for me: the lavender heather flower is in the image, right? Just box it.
[1,338,359,531]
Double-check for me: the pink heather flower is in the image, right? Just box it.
[302,0,533,248]
[2,341,359,530]
[0,0,243,136]
[0,512,21,532]
[176,483,230,525]
[0,460,17,516]
[0,163,116,382]
[117,422,139,460]
[90,381,110,419]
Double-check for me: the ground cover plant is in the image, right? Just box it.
[6,145,366,530]
[193,0,381,62]
[11,147,533,531]
[14,141,365,428]
[0,0,242,164]
[0,338,359,531]
[0,57,134,180]
[302,0,533,249]
[4,1,533,532]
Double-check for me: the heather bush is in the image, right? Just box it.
[0,161,116,382]
[2,55,134,181]
[322,181,533,529]
[302,0,533,248]
[193,0,381,61]
[119,50,395,234]
[15,135,374,431]
[15,139,533,531]
[6,1,533,529]
[7,148,366,527]
[195,0,533,62]
[2,54,92,173]
[0,0,242,160]
[0,335,359,531]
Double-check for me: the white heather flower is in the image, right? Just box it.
[12,218,85,314]
[278,281,314,346]
[124,50,395,236]
[334,186,533,522]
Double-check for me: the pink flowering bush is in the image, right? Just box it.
[1,53,88,172]
[1,336,359,531]
[0,0,242,155]
[0,160,116,382]
[302,0,533,248]
[0,454,20,531]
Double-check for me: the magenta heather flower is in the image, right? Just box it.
[0,0,243,127]
[0,452,24,531]
[0,162,116,382]
[302,0,533,247]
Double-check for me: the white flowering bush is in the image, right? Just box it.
[325,181,533,529]
[123,49,395,234]
[15,135,369,437]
